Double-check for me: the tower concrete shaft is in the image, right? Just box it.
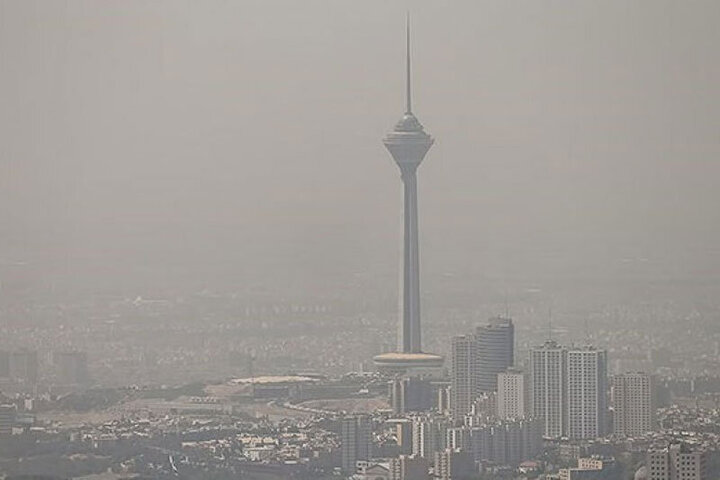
[400,165,421,352]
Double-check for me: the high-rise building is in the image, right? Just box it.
[341,415,372,473]
[454,418,542,466]
[520,417,544,461]
[566,347,607,439]
[446,427,470,451]
[373,18,443,372]
[467,392,497,425]
[0,404,16,436]
[451,335,477,417]
[393,419,413,455]
[529,342,609,440]
[491,422,509,465]
[389,454,430,480]
[476,317,514,393]
[611,372,654,437]
[433,448,475,480]
[647,444,707,480]
[504,421,525,466]
[467,426,491,463]
[497,368,526,420]
[529,341,567,438]
[437,384,451,415]
[412,416,449,459]
[391,378,404,414]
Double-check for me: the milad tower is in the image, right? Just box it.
[373,19,444,372]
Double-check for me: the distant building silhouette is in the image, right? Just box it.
[476,317,514,393]
[55,351,89,386]
[9,350,38,384]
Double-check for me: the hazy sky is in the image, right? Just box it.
[1,1,719,294]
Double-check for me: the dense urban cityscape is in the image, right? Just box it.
[3,1,720,479]
[3,277,720,479]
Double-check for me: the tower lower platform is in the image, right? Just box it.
[373,352,444,375]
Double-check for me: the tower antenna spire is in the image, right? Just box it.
[406,12,412,114]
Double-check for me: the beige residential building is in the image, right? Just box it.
[497,368,526,420]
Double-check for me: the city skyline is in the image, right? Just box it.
[1,3,720,479]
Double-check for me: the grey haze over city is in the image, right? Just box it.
[3,1,720,297]
[1,1,720,479]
